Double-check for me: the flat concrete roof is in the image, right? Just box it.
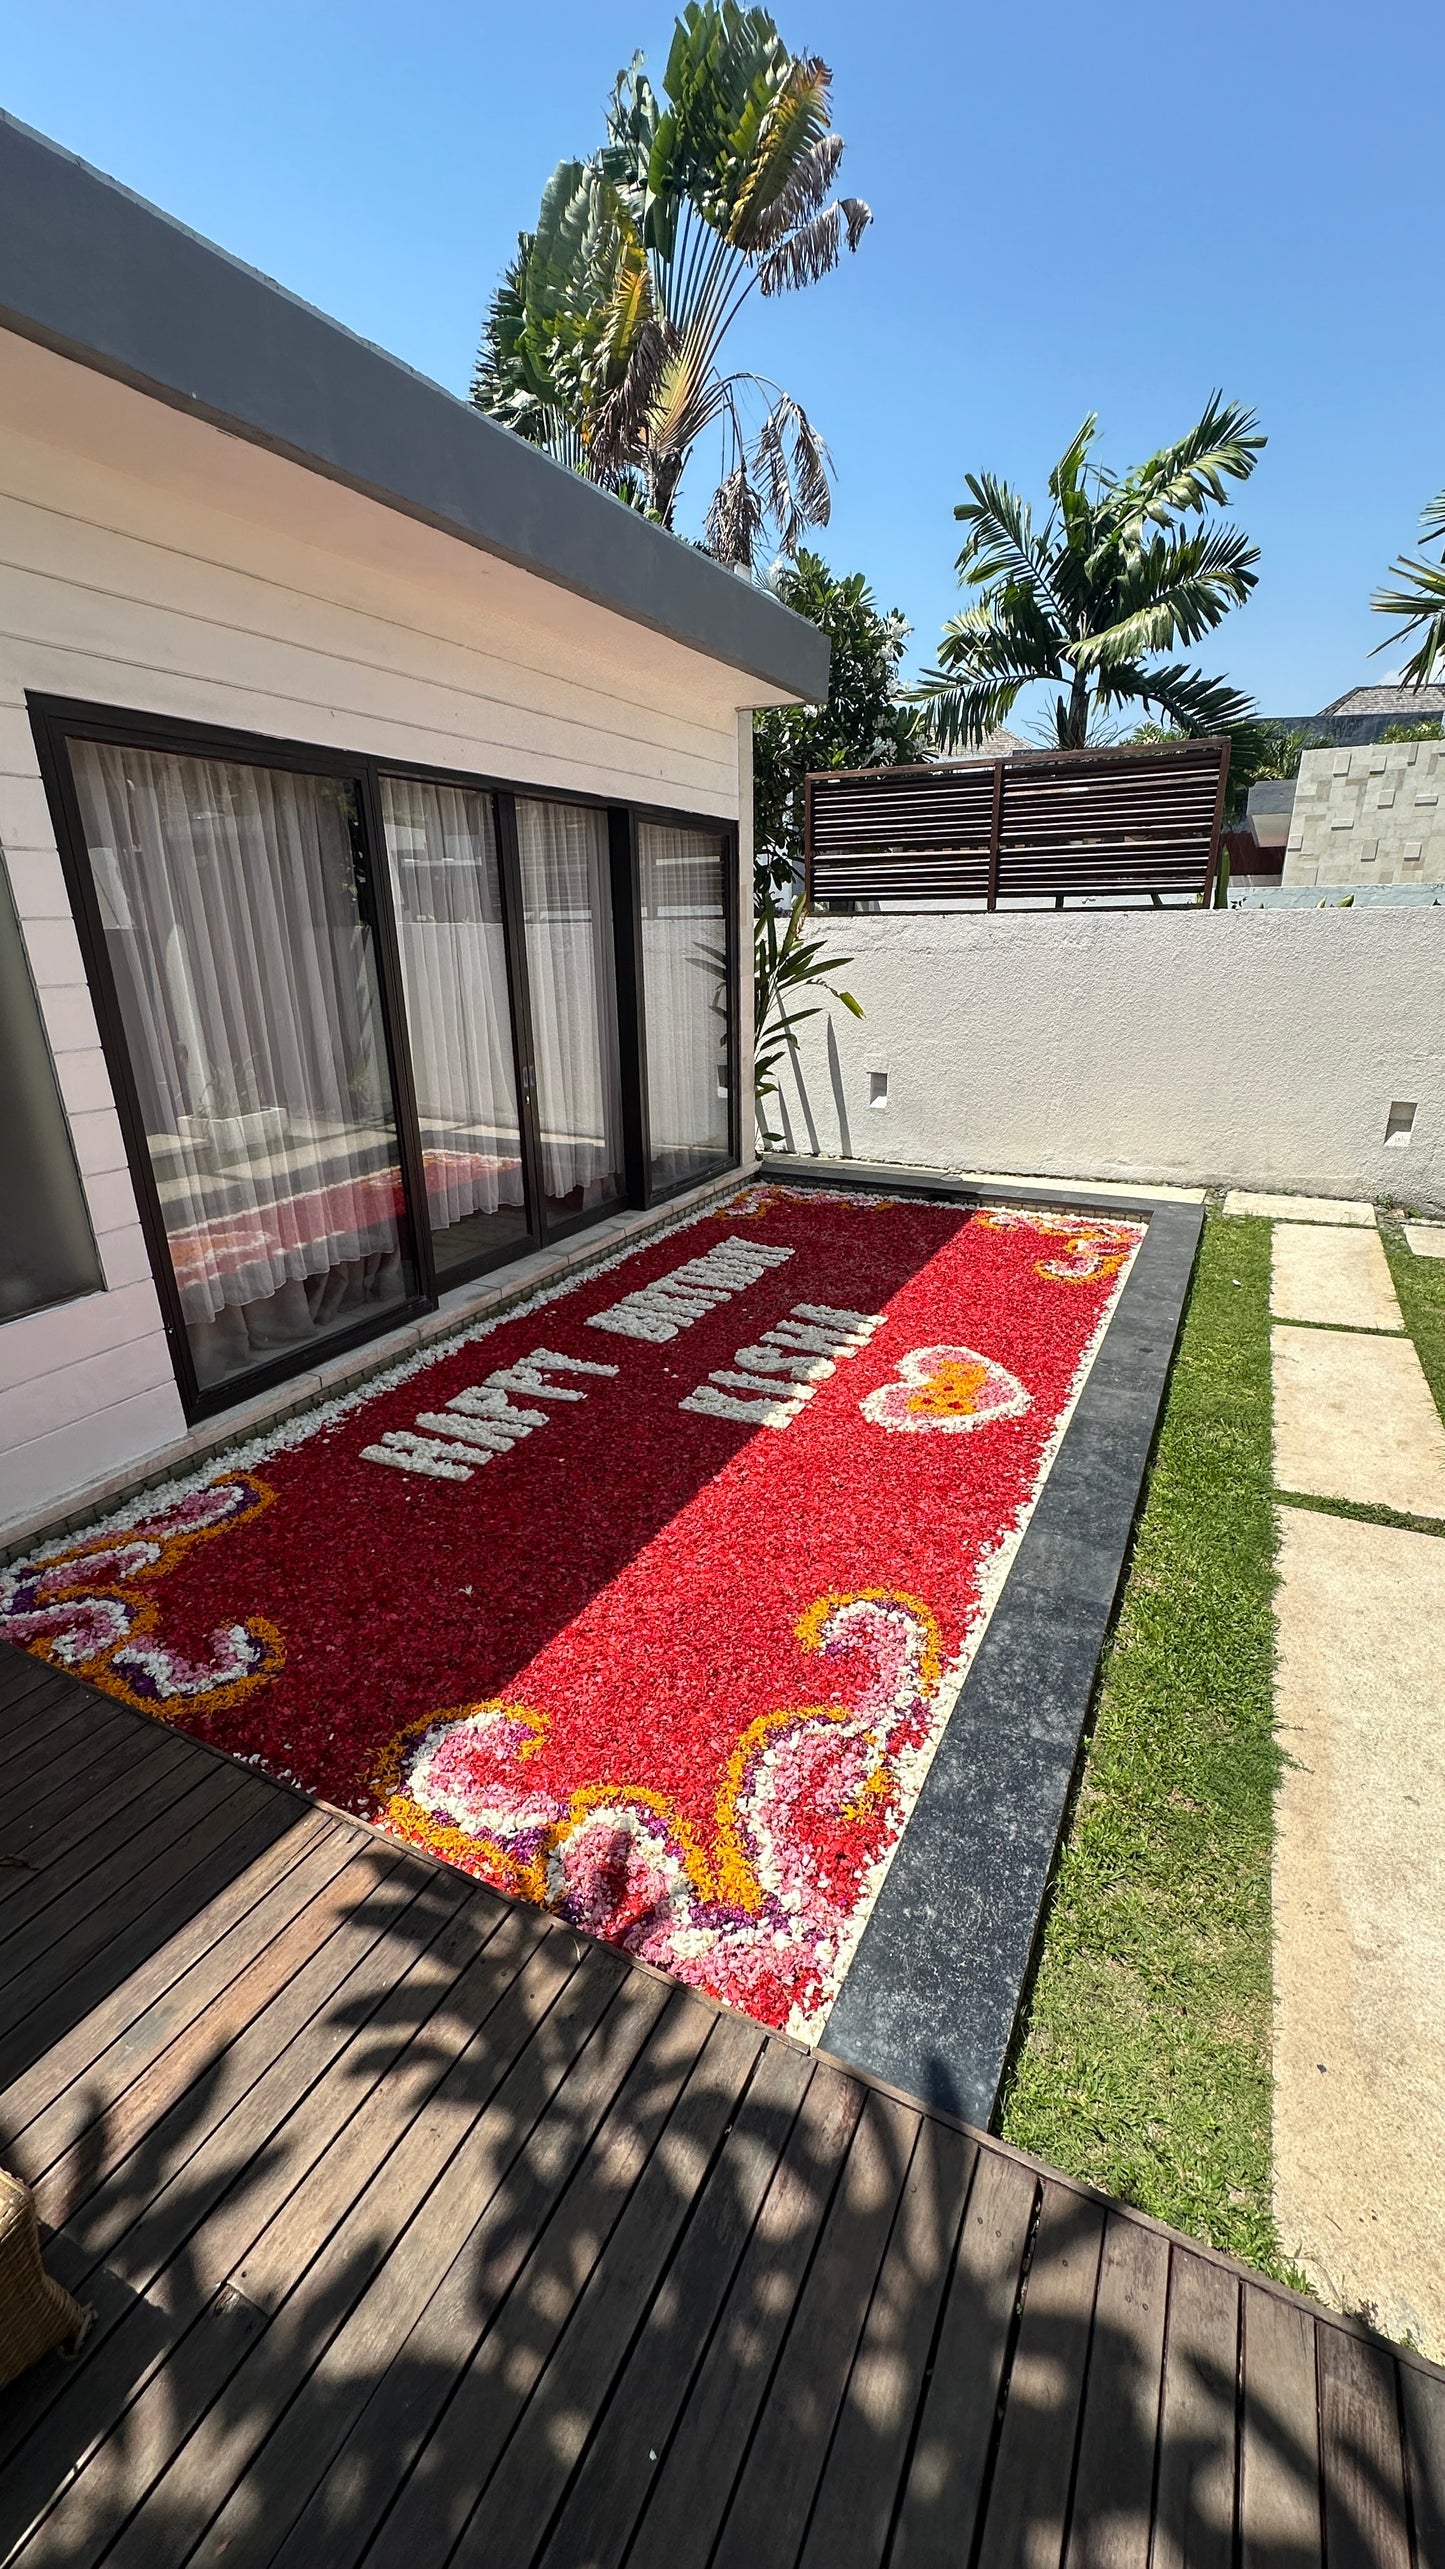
[0,111,830,704]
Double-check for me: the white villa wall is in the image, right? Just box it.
[777,909,1445,1209]
[0,335,764,1535]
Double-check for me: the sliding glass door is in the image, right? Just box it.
[67,738,418,1394]
[44,702,738,1420]
[514,797,624,1226]
[637,820,732,1193]
[379,774,528,1276]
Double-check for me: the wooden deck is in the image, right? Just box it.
[1,1641,1441,2568]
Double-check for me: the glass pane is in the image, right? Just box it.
[515,798,623,1224]
[0,850,103,1322]
[380,775,528,1274]
[638,821,731,1190]
[68,739,416,1396]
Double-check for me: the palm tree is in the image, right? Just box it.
[915,398,1265,751]
[1371,489,1445,688]
[472,4,870,570]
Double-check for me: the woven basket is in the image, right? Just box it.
[0,2168,93,2391]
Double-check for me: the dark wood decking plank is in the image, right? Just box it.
[0,1731,206,1946]
[0,1640,75,1713]
[1,1807,337,2165]
[708,2083,921,2569]
[532,2036,815,2569]
[1152,2245,1241,2569]
[9,1903,585,2569]
[621,2055,867,2569]
[1401,2358,1445,2569]
[234,1974,698,2569]
[0,1786,299,2094]
[446,2005,764,2569]
[0,1865,480,2544]
[0,1698,156,1833]
[971,2177,1106,2569]
[228,1912,583,2317]
[0,1668,102,1766]
[1065,2212,1171,2569]
[797,2114,977,2569]
[1239,2281,1321,2569]
[0,1755,253,1997]
[0,1706,146,1883]
[91,1933,617,2569]
[262,1969,704,2569]
[0,1716,227,1931]
[889,2145,1040,2569]
[61,1861,476,2297]
[23,1825,373,2218]
[1317,2324,1411,2569]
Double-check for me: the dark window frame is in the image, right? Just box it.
[0,843,105,1326]
[28,693,740,1424]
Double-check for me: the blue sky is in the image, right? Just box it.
[7,0,1440,719]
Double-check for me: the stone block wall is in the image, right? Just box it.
[1285,741,1445,887]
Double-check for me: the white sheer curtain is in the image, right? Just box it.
[638,822,729,1187]
[515,798,623,1209]
[70,740,407,1384]
[380,775,524,1235]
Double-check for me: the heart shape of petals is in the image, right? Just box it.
[860,1344,1031,1434]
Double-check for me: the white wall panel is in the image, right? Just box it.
[0,338,765,1536]
[779,909,1445,1210]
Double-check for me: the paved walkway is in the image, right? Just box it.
[1264,1199,1445,2360]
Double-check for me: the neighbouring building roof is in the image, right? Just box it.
[0,111,829,704]
[1318,684,1445,719]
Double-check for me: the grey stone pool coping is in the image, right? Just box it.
[764,1156,1204,2128]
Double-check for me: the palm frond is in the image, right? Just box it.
[1370,490,1445,687]
[1098,659,1255,735]
[911,666,1031,752]
[757,199,848,293]
[1113,391,1264,533]
[704,457,767,568]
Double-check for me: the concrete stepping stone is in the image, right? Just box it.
[1404,1223,1445,1260]
[1224,1191,1375,1226]
[1272,1325,1445,1517]
[1273,1506,1445,2359]
[1271,1224,1404,1332]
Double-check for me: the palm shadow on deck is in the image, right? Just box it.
[2,1647,1441,2569]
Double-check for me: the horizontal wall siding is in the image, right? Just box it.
[0,355,751,1534]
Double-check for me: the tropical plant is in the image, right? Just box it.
[753,890,861,1143]
[1371,489,1445,688]
[1381,719,1442,742]
[752,551,921,900]
[915,397,1266,751]
[472,4,870,570]
[1130,716,1330,822]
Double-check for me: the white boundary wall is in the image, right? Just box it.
[0,333,764,1531]
[777,909,1445,1210]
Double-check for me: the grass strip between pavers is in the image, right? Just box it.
[1000,1212,1288,2274]
[1380,1214,1445,1429]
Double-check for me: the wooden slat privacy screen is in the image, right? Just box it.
[805,739,1230,909]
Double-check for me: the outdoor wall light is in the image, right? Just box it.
[869,1070,889,1109]
[1385,1101,1417,1146]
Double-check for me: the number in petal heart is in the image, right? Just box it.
[860,1343,1031,1434]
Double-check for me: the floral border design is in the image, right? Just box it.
[0,1474,285,1718]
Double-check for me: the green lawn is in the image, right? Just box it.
[1000,1213,1287,2272]
[1380,1212,1445,1426]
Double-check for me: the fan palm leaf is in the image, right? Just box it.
[473,4,869,570]
[1371,488,1445,689]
